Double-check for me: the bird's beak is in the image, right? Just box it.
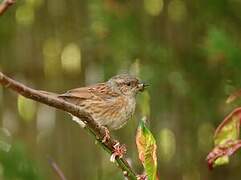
[138,82,149,92]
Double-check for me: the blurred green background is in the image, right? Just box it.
[1,0,241,179]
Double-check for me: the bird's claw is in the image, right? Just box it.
[101,126,110,143]
[110,142,126,162]
[137,174,147,180]
[100,127,126,162]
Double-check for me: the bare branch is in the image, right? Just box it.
[0,71,137,180]
[0,0,15,16]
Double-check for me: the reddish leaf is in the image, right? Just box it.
[226,89,241,104]
[206,140,241,169]
[207,108,241,169]
[214,108,241,145]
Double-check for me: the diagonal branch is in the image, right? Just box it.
[0,71,137,180]
[0,0,15,16]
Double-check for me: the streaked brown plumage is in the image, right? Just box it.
[58,74,146,130]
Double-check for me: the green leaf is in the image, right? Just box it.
[207,139,241,169]
[213,155,229,167]
[0,142,43,179]
[136,118,158,180]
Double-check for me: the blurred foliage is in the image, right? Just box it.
[0,0,241,179]
[0,141,43,180]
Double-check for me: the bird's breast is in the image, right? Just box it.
[124,96,136,118]
[82,95,136,130]
[106,96,136,130]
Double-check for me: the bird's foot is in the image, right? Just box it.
[101,126,110,143]
[110,142,126,162]
[137,174,147,180]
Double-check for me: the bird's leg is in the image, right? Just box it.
[137,174,147,180]
[101,126,111,143]
[100,126,126,162]
[110,142,127,162]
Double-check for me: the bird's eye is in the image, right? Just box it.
[126,82,131,86]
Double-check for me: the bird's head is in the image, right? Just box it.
[108,74,148,96]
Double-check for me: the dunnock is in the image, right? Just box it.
[44,74,147,159]
[59,74,147,130]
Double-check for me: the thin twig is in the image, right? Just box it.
[48,157,67,180]
[0,72,137,180]
[0,0,15,16]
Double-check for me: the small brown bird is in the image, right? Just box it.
[58,74,147,130]
[45,74,147,160]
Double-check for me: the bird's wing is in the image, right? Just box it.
[60,86,93,99]
[58,83,119,104]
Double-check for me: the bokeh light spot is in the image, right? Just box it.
[61,43,81,74]
[144,0,164,16]
[159,128,176,162]
[0,128,12,152]
[43,38,62,77]
[16,4,35,26]
[17,95,37,122]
